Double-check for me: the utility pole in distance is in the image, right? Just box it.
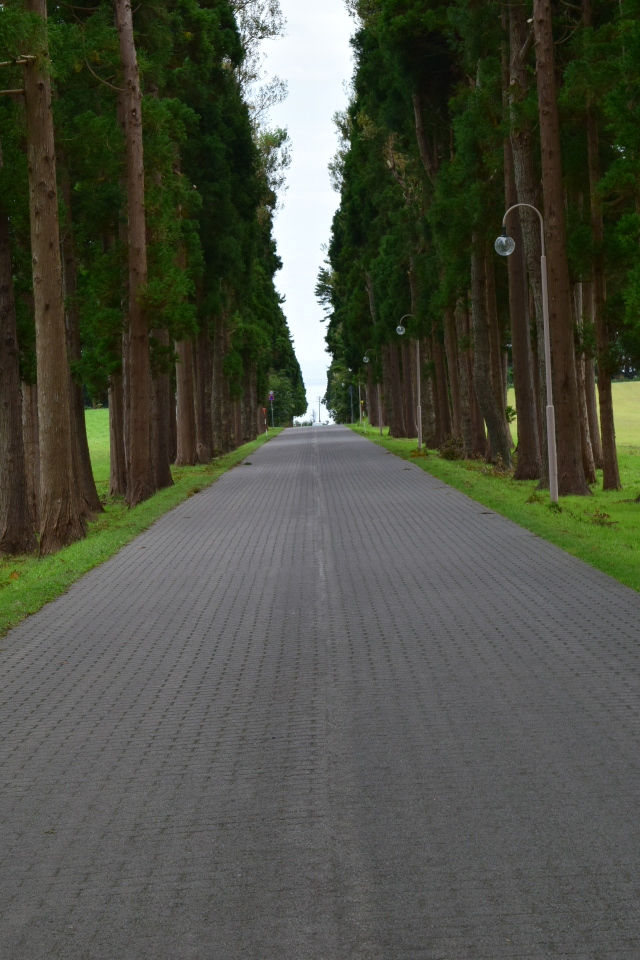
[317,397,322,425]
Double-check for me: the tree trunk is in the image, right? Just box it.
[195,322,212,461]
[381,344,395,436]
[432,332,451,443]
[169,383,177,462]
[22,382,40,529]
[583,280,603,468]
[366,364,379,427]
[116,0,154,506]
[58,153,103,516]
[510,1,549,486]
[533,0,590,494]
[389,343,406,438]
[175,338,197,465]
[471,242,512,467]
[401,339,417,437]
[504,138,542,479]
[222,325,233,452]
[109,372,127,496]
[573,281,597,484]
[150,329,173,489]
[419,340,436,447]
[211,316,224,455]
[24,1,86,553]
[444,307,462,437]
[485,253,507,434]
[0,212,37,553]
[583,30,621,489]
[454,301,473,456]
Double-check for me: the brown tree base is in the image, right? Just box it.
[126,479,155,510]
[604,479,623,493]
[0,525,37,556]
[514,461,542,481]
[559,479,592,497]
[39,500,87,556]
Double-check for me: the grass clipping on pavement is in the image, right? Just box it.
[0,414,281,638]
[352,426,640,594]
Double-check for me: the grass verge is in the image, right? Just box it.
[351,425,640,594]
[0,428,282,639]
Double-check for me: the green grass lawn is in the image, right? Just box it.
[353,381,640,593]
[0,412,281,638]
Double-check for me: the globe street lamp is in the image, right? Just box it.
[396,315,422,452]
[495,204,559,503]
[363,351,383,436]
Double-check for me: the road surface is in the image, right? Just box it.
[2,426,640,959]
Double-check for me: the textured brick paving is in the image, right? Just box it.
[2,426,640,959]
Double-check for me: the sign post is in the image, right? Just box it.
[269,391,275,428]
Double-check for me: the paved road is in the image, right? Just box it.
[2,426,640,959]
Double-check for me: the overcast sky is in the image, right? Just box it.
[262,1,354,421]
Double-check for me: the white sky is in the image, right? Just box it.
[262,1,354,421]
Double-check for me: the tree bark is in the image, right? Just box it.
[401,339,417,437]
[533,0,590,494]
[58,152,103,516]
[444,307,462,437]
[150,329,173,489]
[504,138,542,479]
[471,242,512,467]
[582,281,603,468]
[366,364,379,427]
[22,382,40,529]
[175,338,197,465]
[509,2,549,486]
[109,372,127,496]
[222,325,233,452]
[116,0,154,506]
[572,281,597,484]
[195,322,212,461]
[24,1,86,553]
[432,332,451,443]
[0,212,37,553]
[389,343,406,438]
[454,301,473,456]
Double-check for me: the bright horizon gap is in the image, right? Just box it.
[262,0,354,422]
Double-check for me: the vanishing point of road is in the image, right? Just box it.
[2,426,640,959]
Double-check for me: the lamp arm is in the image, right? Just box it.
[503,202,545,257]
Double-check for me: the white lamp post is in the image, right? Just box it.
[396,315,422,451]
[363,352,383,436]
[495,203,559,502]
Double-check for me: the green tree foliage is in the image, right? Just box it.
[323,0,640,481]
[0,0,303,424]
